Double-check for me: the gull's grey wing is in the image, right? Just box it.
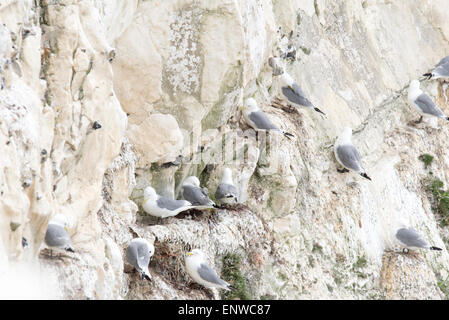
[248,111,280,131]
[396,228,428,248]
[415,93,446,117]
[436,56,449,68]
[197,262,228,287]
[215,183,239,200]
[336,145,362,172]
[281,83,313,107]
[45,224,72,248]
[156,196,190,211]
[126,242,150,270]
[183,185,213,206]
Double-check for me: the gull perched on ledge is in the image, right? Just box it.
[334,127,371,181]
[185,249,233,291]
[279,72,326,116]
[395,227,442,253]
[143,186,214,218]
[143,186,194,218]
[126,238,154,281]
[407,79,449,123]
[215,168,239,206]
[182,176,216,207]
[242,98,294,139]
[43,214,75,256]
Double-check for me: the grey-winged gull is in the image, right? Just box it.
[408,79,449,122]
[396,227,442,252]
[423,55,449,80]
[142,186,194,218]
[44,215,75,255]
[334,127,371,180]
[182,176,216,207]
[215,168,239,206]
[279,72,326,116]
[126,238,154,281]
[185,249,233,291]
[242,98,294,139]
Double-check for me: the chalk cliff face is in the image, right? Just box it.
[1,0,449,299]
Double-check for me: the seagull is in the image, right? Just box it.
[182,176,216,207]
[185,249,233,291]
[396,227,442,253]
[44,214,75,256]
[215,168,239,206]
[126,238,154,281]
[279,72,326,115]
[242,98,294,139]
[142,186,194,218]
[423,56,449,80]
[407,79,449,123]
[334,127,371,180]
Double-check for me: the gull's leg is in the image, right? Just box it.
[414,116,423,124]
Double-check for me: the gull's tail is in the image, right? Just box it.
[360,173,372,181]
[66,247,75,253]
[141,271,152,281]
[423,72,433,80]
[227,284,236,292]
[430,246,442,251]
[283,131,295,139]
[314,107,326,116]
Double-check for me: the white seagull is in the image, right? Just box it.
[126,238,154,281]
[279,72,326,116]
[44,214,75,256]
[182,176,216,207]
[214,168,239,206]
[408,79,449,122]
[395,227,442,253]
[142,186,194,218]
[334,127,371,180]
[242,98,294,139]
[185,249,233,291]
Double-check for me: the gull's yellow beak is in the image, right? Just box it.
[64,226,69,232]
[187,252,193,256]
[289,85,293,90]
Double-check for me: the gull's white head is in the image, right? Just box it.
[143,186,157,200]
[183,176,200,187]
[131,238,155,257]
[280,72,294,87]
[337,126,353,145]
[49,214,69,228]
[222,167,233,184]
[409,79,420,92]
[186,248,205,260]
[243,98,259,113]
